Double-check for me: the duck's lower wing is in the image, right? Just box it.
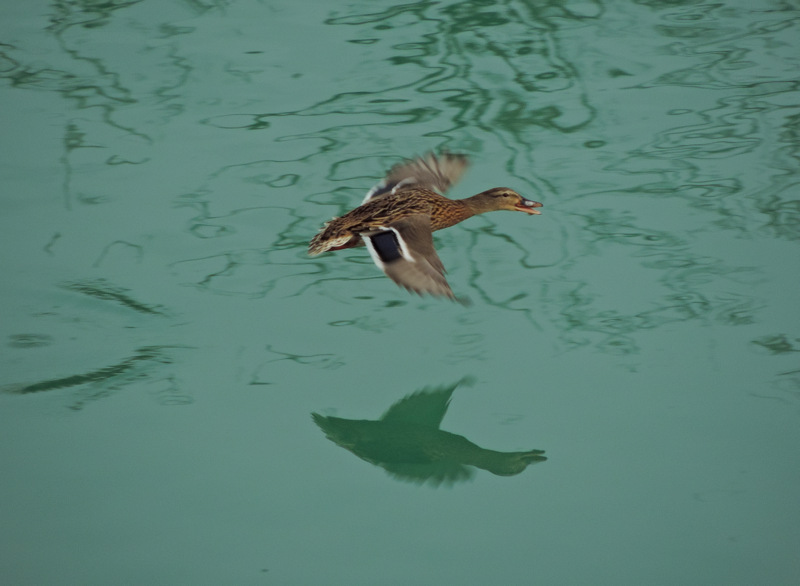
[363,214,455,300]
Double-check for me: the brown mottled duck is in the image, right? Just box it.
[308,152,542,300]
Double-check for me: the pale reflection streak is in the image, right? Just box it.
[0,0,193,209]
[543,2,800,355]
[622,2,800,242]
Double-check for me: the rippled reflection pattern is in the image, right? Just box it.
[0,0,796,392]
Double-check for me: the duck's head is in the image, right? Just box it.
[470,187,543,215]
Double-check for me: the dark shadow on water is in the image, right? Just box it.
[312,377,546,487]
[4,279,192,409]
[2,345,192,410]
[61,279,169,316]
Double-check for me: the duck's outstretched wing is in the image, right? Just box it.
[363,152,469,203]
[362,214,456,300]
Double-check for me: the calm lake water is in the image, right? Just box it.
[2,0,799,584]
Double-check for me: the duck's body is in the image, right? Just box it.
[308,153,542,299]
[309,188,485,253]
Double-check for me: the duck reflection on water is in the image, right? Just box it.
[312,378,546,487]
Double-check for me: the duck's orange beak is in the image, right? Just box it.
[515,197,543,215]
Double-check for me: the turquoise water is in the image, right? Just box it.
[2,0,799,584]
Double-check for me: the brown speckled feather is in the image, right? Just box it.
[308,187,471,255]
[308,152,542,299]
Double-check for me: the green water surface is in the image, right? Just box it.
[1,0,799,584]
